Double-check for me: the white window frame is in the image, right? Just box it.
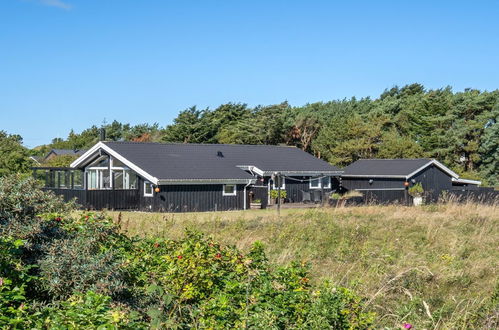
[272,178,286,190]
[309,177,331,189]
[86,156,138,190]
[309,178,321,189]
[144,181,154,197]
[322,177,331,189]
[222,184,237,196]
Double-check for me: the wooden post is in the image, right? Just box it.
[321,179,325,207]
[277,173,281,216]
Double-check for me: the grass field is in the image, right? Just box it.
[106,203,498,329]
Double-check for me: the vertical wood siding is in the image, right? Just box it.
[138,181,247,212]
[412,165,453,202]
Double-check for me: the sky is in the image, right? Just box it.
[1,1,499,148]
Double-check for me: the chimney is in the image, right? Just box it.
[99,128,106,141]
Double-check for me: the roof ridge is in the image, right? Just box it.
[356,158,433,161]
[103,141,298,148]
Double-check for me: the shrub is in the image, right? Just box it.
[331,192,342,199]
[38,213,134,300]
[31,291,145,329]
[0,174,74,264]
[408,182,424,197]
[0,176,375,328]
[0,237,34,328]
[303,285,376,328]
[270,189,287,199]
[126,231,375,328]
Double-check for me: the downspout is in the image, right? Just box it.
[243,180,252,210]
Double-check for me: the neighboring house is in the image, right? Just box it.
[30,149,87,165]
[29,156,43,165]
[341,159,481,202]
[38,141,342,212]
[44,149,87,162]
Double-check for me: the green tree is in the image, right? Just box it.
[313,114,387,166]
[479,105,499,185]
[44,154,78,167]
[162,106,210,143]
[378,129,425,159]
[0,131,32,177]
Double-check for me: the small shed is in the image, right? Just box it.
[341,159,481,203]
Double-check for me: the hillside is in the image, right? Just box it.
[109,204,499,328]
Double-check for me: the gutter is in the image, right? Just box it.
[243,180,253,210]
[261,170,343,176]
[157,178,257,185]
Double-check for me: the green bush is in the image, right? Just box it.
[0,175,375,329]
[408,182,424,197]
[38,213,132,300]
[270,189,287,199]
[126,231,375,328]
[0,237,34,328]
[32,291,145,329]
[0,174,74,264]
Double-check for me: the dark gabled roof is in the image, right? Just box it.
[342,158,458,179]
[30,155,43,163]
[48,149,87,157]
[73,142,341,183]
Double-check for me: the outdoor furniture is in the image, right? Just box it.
[312,190,322,203]
[300,190,312,203]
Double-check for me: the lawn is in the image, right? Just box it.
[106,203,499,329]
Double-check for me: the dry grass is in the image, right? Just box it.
[106,203,499,329]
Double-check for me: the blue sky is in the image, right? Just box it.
[1,0,499,147]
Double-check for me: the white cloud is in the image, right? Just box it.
[39,0,72,10]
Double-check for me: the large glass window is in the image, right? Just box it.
[101,169,111,189]
[87,166,137,190]
[113,171,124,189]
[112,158,125,167]
[88,170,98,189]
[73,171,83,189]
[125,170,137,189]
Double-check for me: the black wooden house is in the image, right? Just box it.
[341,159,481,203]
[36,141,342,212]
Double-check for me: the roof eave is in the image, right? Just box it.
[261,170,343,176]
[452,178,482,185]
[157,178,257,185]
[341,174,407,179]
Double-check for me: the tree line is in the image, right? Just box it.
[1,83,498,184]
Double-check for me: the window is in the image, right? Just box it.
[144,181,154,197]
[87,170,98,189]
[101,170,111,189]
[272,177,285,190]
[223,184,237,196]
[112,169,137,190]
[72,171,83,189]
[125,171,138,189]
[310,178,320,189]
[113,171,124,189]
[310,177,331,189]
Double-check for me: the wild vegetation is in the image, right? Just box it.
[0,175,375,329]
[3,84,498,184]
[108,203,499,329]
